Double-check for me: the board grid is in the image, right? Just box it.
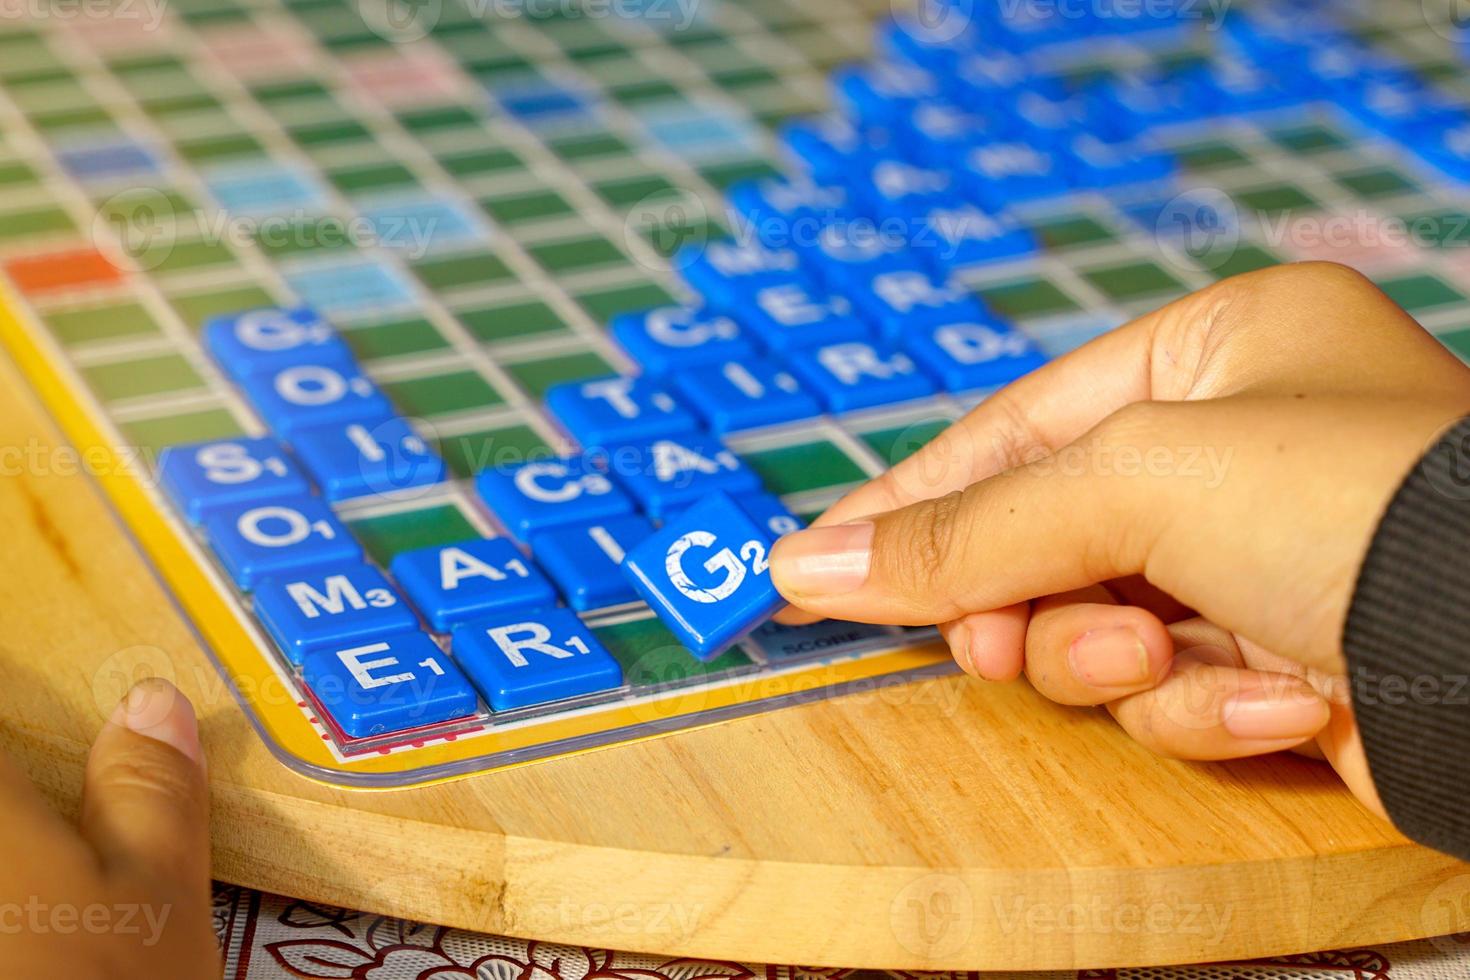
[4,0,1470,783]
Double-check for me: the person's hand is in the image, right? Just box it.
[0,678,218,978]
[769,262,1470,815]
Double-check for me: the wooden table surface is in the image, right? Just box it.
[1,348,1468,971]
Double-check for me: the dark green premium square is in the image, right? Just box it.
[341,318,448,360]
[1030,213,1116,251]
[169,285,276,331]
[349,504,481,566]
[1375,273,1467,314]
[1268,123,1348,155]
[742,441,867,496]
[457,298,569,342]
[83,353,206,402]
[382,370,505,417]
[410,251,515,291]
[526,234,629,274]
[121,408,243,456]
[1334,167,1419,201]
[1234,183,1320,216]
[436,423,554,478]
[860,418,952,467]
[505,351,615,397]
[1080,260,1188,303]
[596,615,751,688]
[479,188,575,225]
[1204,244,1282,279]
[1171,140,1250,172]
[44,302,161,346]
[574,281,675,323]
[976,278,1080,319]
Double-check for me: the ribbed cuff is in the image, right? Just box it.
[1344,416,1470,861]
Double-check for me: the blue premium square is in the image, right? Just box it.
[621,491,786,659]
[389,538,558,632]
[451,608,624,711]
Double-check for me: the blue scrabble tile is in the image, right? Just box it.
[607,433,760,519]
[848,269,987,339]
[805,219,925,293]
[738,280,870,351]
[672,359,821,433]
[239,358,394,436]
[832,61,942,129]
[726,177,850,249]
[253,563,420,664]
[290,417,446,502]
[903,319,1048,392]
[546,375,699,448]
[853,158,959,221]
[961,141,1070,206]
[679,239,808,310]
[389,538,558,632]
[787,341,937,412]
[475,456,635,540]
[622,491,786,659]
[451,608,624,711]
[530,514,656,611]
[905,102,1005,166]
[670,491,803,541]
[203,307,352,381]
[302,633,479,738]
[610,306,756,376]
[779,116,891,184]
[919,204,1040,270]
[1065,135,1176,189]
[158,437,312,524]
[203,497,361,590]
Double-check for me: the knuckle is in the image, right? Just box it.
[885,489,969,600]
[983,390,1052,472]
[94,750,202,809]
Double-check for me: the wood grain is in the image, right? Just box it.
[0,349,1467,970]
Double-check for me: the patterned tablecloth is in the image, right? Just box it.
[211,883,1470,980]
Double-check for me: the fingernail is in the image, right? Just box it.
[770,522,873,596]
[1223,688,1327,741]
[950,626,976,677]
[1067,627,1150,687]
[110,678,204,767]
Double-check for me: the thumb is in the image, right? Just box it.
[82,678,210,892]
[769,405,1168,625]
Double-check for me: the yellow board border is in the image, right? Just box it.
[0,283,953,787]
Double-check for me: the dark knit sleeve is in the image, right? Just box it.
[1344,416,1470,861]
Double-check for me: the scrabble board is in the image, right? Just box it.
[4,0,1470,789]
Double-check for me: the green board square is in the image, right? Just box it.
[596,615,751,688]
[169,285,276,330]
[84,353,205,402]
[437,147,524,178]
[742,441,867,495]
[1031,214,1116,251]
[0,159,38,187]
[251,79,333,105]
[1269,123,1347,155]
[610,79,682,104]
[479,189,575,225]
[1376,273,1468,313]
[547,132,631,162]
[977,278,1080,319]
[349,504,481,566]
[154,237,236,274]
[457,298,569,342]
[1235,184,1320,216]
[575,281,675,323]
[506,351,615,397]
[860,419,952,467]
[1438,327,1470,362]
[411,251,515,291]
[1205,244,1282,279]
[1080,260,1187,303]
[0,205,74,241]
[698,159,783,190]
[177,133,265,162]
[397,106,480,132]
[253,217,359,259]
[594,174,679,208]
[44,302,160,346]
[30,106,115,132]
[288,118,373,147]
[436,423,553,477]
[1172,140,1250,171]
[122,408,243,456]
[383,370,505,417]
[1335,167,1419,201]
[328,162,419,194]
[527,235,628,273]
[342,318,448,360]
